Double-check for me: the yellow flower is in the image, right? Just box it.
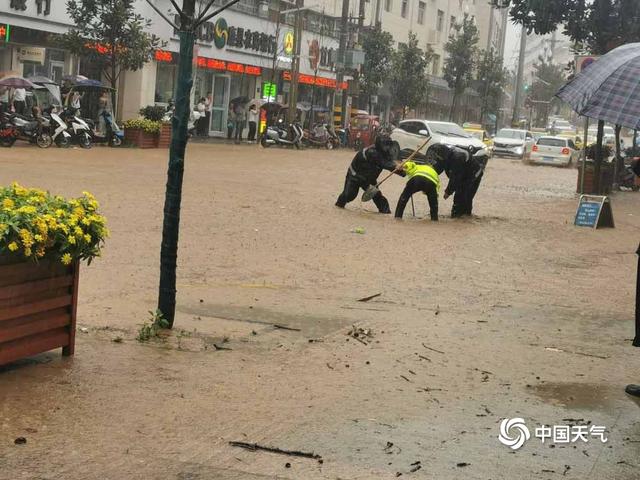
[61,253,72,265]
[17,205,37,214]
[55,209,65,218]
[8,241,18,251]
[2,198,14,209]
[24,247,32,257]
[67,236,76,245]
[19,229,33,247]
[0,223,6,232]
[81,217,91,226]
[74,226,83,237]
[84,234,92,243]
[34,234,43,242]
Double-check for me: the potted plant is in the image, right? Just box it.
[123,118,161,148]
[140,105,171,148]
[0,183,108,365]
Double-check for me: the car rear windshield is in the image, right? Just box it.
[537,138,566,147]
[496,129,525,140]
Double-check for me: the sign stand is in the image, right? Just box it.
[574,195,614,229]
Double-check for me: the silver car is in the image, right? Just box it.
[530,136,580,167]
[492,128,536,159]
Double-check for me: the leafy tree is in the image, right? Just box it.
[476,49,509,126]
[491,0,640,54]
[359,26,394,114]
[62,0,161,115]
[529,56,566,124]
[443,14,479,122]
[389,32,432,119]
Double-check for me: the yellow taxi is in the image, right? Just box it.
[463,123,493,156]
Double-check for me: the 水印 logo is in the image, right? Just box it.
[498,418,531,450]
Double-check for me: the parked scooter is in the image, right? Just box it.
[0,110,52,148]
[85,110,123,146]
[261,120,303,148]
[59,107,93,148]
[43,108,72,148]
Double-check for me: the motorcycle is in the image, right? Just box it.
[302,123,339,150]
[261,120,303,148]
[620,157,640,191]
[0,111,52,148]
[85,110,124,147]
[44,109,72,148]
[59,107,93,148]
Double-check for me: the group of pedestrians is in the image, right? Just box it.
[194,93,258,143]
[0,86,27,115]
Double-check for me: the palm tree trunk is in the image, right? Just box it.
[158,23,195,327]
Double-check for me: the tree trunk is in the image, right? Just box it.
[594,120,605,195]
[449,93,457,122]
[157,25,195,327]
[615,124,623,187]
[110,62,118,120]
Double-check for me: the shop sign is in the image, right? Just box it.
[262,82,277,102]
[308,40,335,71]
[0,24,10,43]
[9,0,50,15]
[155,50,174,63]
[175,16,276,55]
[282,71,347,90]
[196,57,262,76]
[284,32,294,56]
[17,46,45,64]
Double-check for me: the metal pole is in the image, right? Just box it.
[580,116,589,194]
[287,0,304,125]
[511,26,526,126]
[634,242,640,347]
[337,0,350,128]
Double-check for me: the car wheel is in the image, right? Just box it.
[260,135,271,148]
[80,132,92,149]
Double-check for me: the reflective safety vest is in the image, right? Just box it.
[403,161,440,191]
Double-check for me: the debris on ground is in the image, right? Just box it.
[14,437,26,445]
[544,346,609,360]
[409,461,422,473]
[228,441,322,461]
[273,324,302,332]
[384,441,401,454]
[456,462,470,468]
[422,343,444,354]
[347,325,374,345]
[79,327,89,333]
[352,227,365,234]
[357,292,382,302]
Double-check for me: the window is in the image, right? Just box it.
[399,121,426,134]
[417,1,425,24]
[450,16,456,32]
[155,63,177,104]
[432,54,440,75]
[385,0,392,12]
[401,0,408,18]
[436,10,444,31]
[537,137,567,147]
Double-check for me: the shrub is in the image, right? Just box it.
[122,118,161,134]
[139,105,166,122]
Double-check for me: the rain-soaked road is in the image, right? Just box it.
[1,143,639,479]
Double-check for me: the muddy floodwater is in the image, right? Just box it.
[1,144,639,479]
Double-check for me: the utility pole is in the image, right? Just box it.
[358,0,366,29]
[287,0,304,125]
[336,0,350,128]
[512,25,526,127]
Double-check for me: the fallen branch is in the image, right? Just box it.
[544,347,609,360]
[358,292,382,302]
[229,441,322,460]
[273,324,301,332]
[422,343,444,354]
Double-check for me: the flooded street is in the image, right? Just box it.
[1,143,640,479]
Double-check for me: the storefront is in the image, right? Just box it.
[0,3,76,80]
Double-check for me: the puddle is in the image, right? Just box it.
[531,382,618,410]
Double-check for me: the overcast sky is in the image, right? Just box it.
[504,20,522,71]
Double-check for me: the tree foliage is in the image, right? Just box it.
[491,0,640,54]
[389,32,432,118]
[476,49,509,121]
[443,14,479,121]
[359,26,394,112]
[62,0,161,112]
[530,56,566,104]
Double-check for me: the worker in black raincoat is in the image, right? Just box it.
[429,143,487,218]
[335,135,402,213]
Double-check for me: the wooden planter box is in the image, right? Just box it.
[157,123,171,148]
[0,259,79,366]
[124,127,158,149]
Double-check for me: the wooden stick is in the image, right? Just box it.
[374,137,431,189]
[229,441,322,460]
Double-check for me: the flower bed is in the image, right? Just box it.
[123,118,161,148]
[0,184,107,365]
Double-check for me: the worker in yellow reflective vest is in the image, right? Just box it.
[394,161,440,221]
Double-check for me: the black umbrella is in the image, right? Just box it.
[0,76,36,89]
[556,43,640,129]
[230,95,250,106]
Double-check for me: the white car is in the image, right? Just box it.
[492,128,536,159]
[530,136,580,167]
[390,119,487,157]
[587,125,623,149]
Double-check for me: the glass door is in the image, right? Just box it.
[49,61,64,83]
[210,74,230,135]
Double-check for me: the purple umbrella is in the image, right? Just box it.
[0,76,36,89]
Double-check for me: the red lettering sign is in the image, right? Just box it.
[207,59,226,70]
[155,50,173,62]
[245,66,262,76]
[226,62,245,73]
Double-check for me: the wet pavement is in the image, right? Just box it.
[1,143,640,479]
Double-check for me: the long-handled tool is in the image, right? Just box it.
[361,137,431,202]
